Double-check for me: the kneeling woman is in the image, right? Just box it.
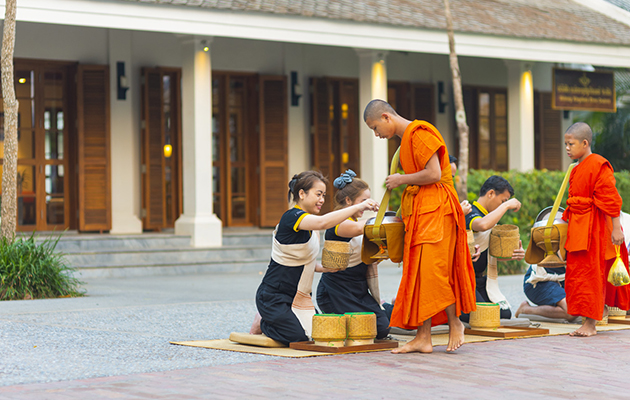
[316,170,391,339]
[253,171,378,345]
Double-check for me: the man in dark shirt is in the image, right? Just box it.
[461,176,524,322]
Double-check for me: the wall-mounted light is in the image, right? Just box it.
[164,136,172,158]
[116,61,130,100]
[164,144,173,158]
[290,71,302,107]
[438,81,448,114]
[18,77,26,84]
[202,39,209,52]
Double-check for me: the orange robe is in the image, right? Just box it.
[389,120,476,329]
[563,153,630,320]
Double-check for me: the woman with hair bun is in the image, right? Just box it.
[316,170,392,339]
[250,170,379,345]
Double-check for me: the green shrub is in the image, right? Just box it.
[386,167,630,275]
[0,234,83,300]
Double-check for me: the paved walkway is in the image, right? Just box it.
[1,264,629,399]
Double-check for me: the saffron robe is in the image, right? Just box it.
[563,153,630,320]
[389,120,477,329]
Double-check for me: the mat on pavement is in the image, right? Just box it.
[170,321,630,358]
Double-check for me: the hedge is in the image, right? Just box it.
[388,168,630,274]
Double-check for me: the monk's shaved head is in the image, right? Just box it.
[565,122,593,144]
[363,99,398,122]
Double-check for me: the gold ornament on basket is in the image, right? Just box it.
[321,241,353,271]
[361,147,404,264]
[311,314,347,347]
[489,224,519,259]
[345,312,377,346]
[469,302,500,329]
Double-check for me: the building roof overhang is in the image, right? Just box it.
[4,0,630,67]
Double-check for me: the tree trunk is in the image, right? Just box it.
[444,0,469,201]
[1,0,19,239]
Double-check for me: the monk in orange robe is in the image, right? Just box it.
[563,122,630,337]
[363,99,476,353]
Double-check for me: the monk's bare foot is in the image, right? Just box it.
[515,301,528,318]
[249,312,262,334]
[446,319,465,352]
[392,336,433,354]
[569,318,597,337]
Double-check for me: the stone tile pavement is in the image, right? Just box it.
[1,264,629,399]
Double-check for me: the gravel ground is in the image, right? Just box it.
[0,263,529,387]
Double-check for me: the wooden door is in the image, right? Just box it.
[310,77,360,213]
[535,91,563,170]
[0,61,76,231]
[211,72,258,227]
[77,64,111,231]
[141,67,182,230]
[259,75,288,227]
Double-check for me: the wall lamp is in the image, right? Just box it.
[438,81,448,114]
[117,61,130,100]
[291,71,302,107]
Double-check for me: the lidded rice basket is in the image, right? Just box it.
[345,312,377,346]
[321,240,353,271]
[489,224,520,259]
[608,307,627,319]
[312,314,347,347]
[469,302,500,329]
[593,315,609,326]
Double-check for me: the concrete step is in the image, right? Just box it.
[64,244,271,268]
[36,233,193,252]
[72,259,270,279]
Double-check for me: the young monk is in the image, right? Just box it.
[563,122,630,336]
[316,170,391,339]
[461,176,525,322]
[363,99,476,353]
[250,171,379,345]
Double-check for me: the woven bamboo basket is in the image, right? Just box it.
[469,302,500,329]
[489,224,520,259]
[467,230,475,255]
[593,315,609,326]
[321,241,353,271]
[312,314,347,347]
[608,307,627,319]
[345,312,377,346]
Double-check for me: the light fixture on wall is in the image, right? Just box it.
[117,61,130,100]
[202,39,209,52]
[438,81,448,114]
[291,71,302,107]
[164,136,173,158]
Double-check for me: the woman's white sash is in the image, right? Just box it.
[474,229,510,311]
[271,226,320,338]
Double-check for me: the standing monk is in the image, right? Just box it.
[563,122,630,337]
[363,99,476,353]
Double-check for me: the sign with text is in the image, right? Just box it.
[552,68,616,113]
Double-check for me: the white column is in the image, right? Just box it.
[506,60,535,171]
[175,36,222,247]
[357,49,389,205]
[108,29,142,234]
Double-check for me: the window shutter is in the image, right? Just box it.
[141,68,166,229]
[259,75,288,228]
[76,65,111,232]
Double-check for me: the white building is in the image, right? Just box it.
[1,0,630,247]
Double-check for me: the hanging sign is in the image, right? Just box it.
[552,68,616,113]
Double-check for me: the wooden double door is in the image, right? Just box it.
[0,59,110,232]
[310,77,360,214]
[212,72,288,228]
